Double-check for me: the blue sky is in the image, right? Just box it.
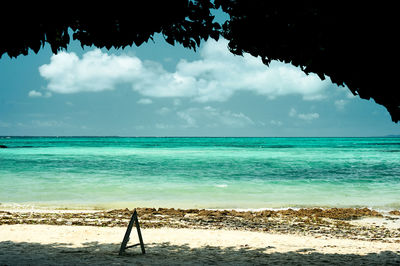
[0,25,399,137]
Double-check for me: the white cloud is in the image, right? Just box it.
[289,107,319,121]
[289,107,297,117]
[177,111,198,128]
[270,120,283,126]
[39,50,142,93]
[39,39,330,102]
[173,99,182,106]
[137,98,153,105]
[28,90,51,98]
[156,107,171,115]
[28,90,42,97]
[336,86,356,99]
[346,92,356,99]
[177,106,254,128]
[155,123,174,129]
[334,99,347,110]
[31,120,66,127]
[298,113,319,121]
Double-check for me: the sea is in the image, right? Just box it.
[0,137,399,211]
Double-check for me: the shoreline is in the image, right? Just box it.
[1,207,400,243]
[1,202,400,213]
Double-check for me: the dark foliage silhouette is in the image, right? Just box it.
[1,1,398,122]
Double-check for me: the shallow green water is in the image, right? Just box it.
[0,137,399,210]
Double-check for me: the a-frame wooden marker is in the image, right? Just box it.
[119,208,145,255]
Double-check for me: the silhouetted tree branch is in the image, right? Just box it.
[1,1,398,122]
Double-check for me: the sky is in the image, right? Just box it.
[0,14,399,137]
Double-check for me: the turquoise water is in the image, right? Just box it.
[0,137,399,210]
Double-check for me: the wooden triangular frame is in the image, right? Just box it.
[119,208,146,255]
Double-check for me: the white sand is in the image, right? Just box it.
[350,217,400,230]
[1,224,400,265]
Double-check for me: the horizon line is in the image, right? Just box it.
[1,135,399,138]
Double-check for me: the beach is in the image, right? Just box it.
[1,137,400,264]
[1,208,400,265]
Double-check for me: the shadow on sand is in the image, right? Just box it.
[1,241,399,265]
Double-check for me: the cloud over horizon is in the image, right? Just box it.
[289,108,320,121]
[28,90,52,98]
[39,39,330,103]
[177,106,255,128]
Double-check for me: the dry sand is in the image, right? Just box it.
[1,208,400,265]
[1,224,400,265]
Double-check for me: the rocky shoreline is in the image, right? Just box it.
[1,207,400,243]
